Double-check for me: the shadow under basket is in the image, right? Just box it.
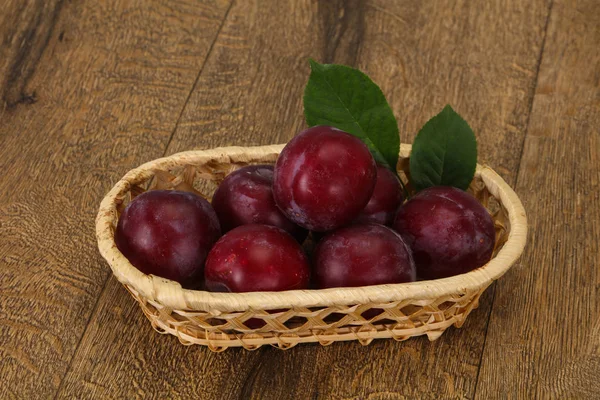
[96,144,527,352]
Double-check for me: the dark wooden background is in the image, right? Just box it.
[1,0,598,398]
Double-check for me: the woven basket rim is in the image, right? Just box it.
[96,144,527,312]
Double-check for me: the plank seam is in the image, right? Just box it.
[161,0,237,157]
[52,273,113,400]
[512,0,555,188]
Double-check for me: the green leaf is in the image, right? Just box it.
[409,105,477,191]
[303,59,400,170]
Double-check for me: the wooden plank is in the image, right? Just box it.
[58,0,552,399]
[475,0,600,398]
[0,1,231,398]
[58,1,332,397]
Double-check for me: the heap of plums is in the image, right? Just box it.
[116,126,495,292]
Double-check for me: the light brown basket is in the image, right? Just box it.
[96,144,527,351]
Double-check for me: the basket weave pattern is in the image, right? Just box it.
[96,144,527,351]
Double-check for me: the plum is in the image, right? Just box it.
[212,165,307,242]
[273,126,377,232]
[393,186,495,280]
[115,190,220,287]
[314,223,416,288]
[355,164,404,226]
[204,224,310,292]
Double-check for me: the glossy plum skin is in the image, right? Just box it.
[273,126,377,232]
[355,165,404,226]
[212,165,307,242]
[204,224,310,292]
[393,186,495,280]
[314,223,416,288]
[115,190,221,287]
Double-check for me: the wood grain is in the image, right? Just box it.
[0,0,231,398]
[475,0,600,397]
[0,0,65,108]
[57,1,552,399]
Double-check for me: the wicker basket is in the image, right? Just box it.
[96,144,527,351]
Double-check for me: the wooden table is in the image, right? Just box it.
[1,1,598,398]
